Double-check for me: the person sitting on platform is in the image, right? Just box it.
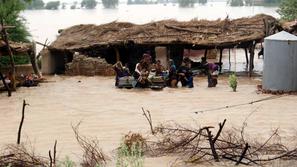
[113,61,130,87]
[133,54,151,88]
[207,63,219,87]
[154,60,165,76]
[167,59,178,88]
[177,58,194,88]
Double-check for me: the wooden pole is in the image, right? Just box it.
[219,49,223,73]
[0,71,11,96]
[228,49,231,70]
[248,44,255,77]
[115,48,120,62]
[244,48,249,68]
[1,20,16,90]
[17,100,28,144]
[204,49,208,59]
[28,42,41,77]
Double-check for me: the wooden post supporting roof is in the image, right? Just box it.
[204,49,208,59]
[219,49,223,73]
[0,21,16,90]
[115,48,120,62]
[28,42,42,78]
[244,48,249,67]
[248,44,255,77]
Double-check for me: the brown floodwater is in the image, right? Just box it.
[1,75,297,166]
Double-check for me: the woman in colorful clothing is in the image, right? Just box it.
[167,59,178,88]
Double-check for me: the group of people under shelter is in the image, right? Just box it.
[113,53,219,89]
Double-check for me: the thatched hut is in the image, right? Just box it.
[44,14,280,76]
[0,40,39,76]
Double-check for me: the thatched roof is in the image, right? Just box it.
[50,14,278,51]
[0,40,33,55]
[282,21,297,36]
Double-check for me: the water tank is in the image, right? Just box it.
[263,31,297,92]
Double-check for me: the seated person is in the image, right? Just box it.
[177,59,194,88]
[24,74,35,87]
[167,59,178,88]
[133,60,150,88]
[207,63,219,87]
[113,61,130,86]
[154,60,165,76]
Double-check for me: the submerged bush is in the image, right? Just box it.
[228,0,244,6]
[26,0,45,9]
[81,0,97,9]
[102,0,119,8]
[178,0,195,7]
[45,1,60,10]
[229,73,238,92]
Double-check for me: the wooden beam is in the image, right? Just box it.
[219,49,223,73]
[115,48,120,62]
[204,49,208,59]
[1,20,16,90]
[248,44,255,77]
[244,48,249,67]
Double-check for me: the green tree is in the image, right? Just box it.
[81,0,97,9]
[0,0,31,42]
[228,0,244,6]
[26,0,44,9]
[278,0,297,21]
[45,1,60,10]
[264,0,281,3]
[178,0,195,7]
[102,0,119,8]
[198,0,207,4]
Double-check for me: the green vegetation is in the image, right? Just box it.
[198,0,207,4]
[70,1,77,9]
[116,142,144,167]
[26,0,44,9]
[229,73,238,92]
[45,1,60,10]
[278,0,297,21]
[178,0,195,7]
[228,0,244,6]
[102,0,119,8]
[0,55,30,66]
[0,0,31,42]
[58,156,76,167]
[81,0,97,9]
[127,0,156,4]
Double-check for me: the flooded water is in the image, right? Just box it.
[22,2,279,47]
[1,2,294,166]
[1,76,297,166]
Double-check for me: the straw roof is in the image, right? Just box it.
[50,14,278,51]
[0,40,33,55]
[282,21,297,36]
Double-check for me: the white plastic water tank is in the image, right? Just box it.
[263,31,297,91]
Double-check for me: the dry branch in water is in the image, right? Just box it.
[72,122,108,167]
[144,118,297,166]
[0,144,48,167]
[142,108,154,135]
[17,100,29,145]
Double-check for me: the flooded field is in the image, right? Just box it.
[0,75,297,166]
